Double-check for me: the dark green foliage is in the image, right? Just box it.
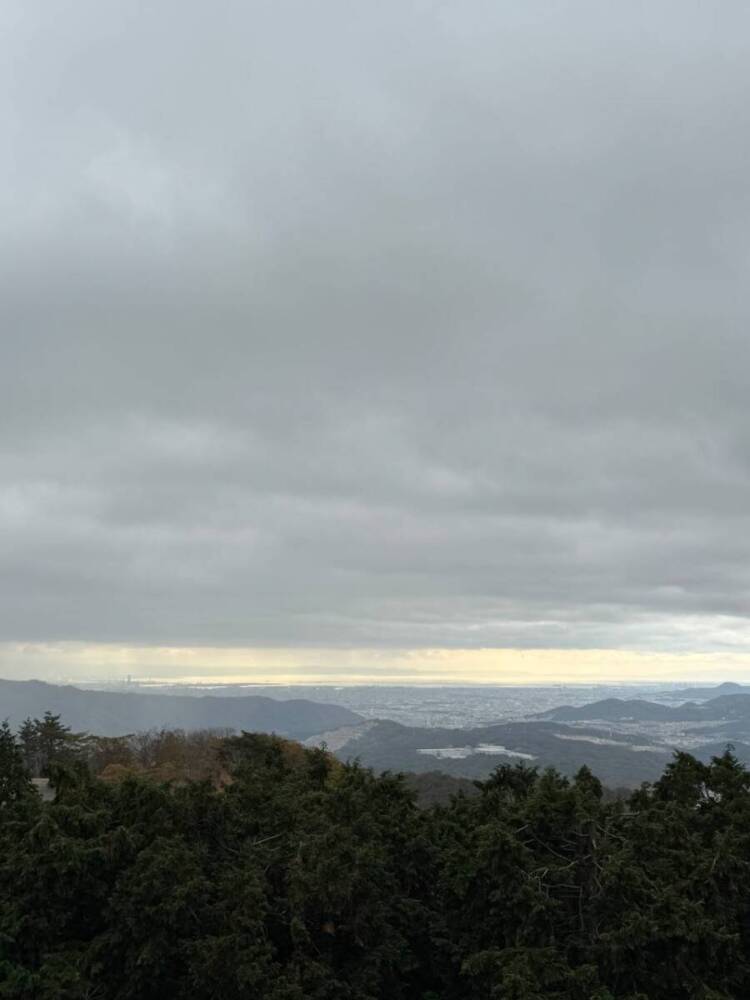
[404,770,480,807]
[0,722,33,808]
[17,712,88,777]
[3,723,750,998]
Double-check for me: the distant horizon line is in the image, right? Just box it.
[5,675,750,690]
[6,644,750,687]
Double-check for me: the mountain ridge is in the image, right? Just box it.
[537,692,750,723]
[0,678,362,738]
[329,717,682,787]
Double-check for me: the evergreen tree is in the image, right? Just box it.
[4,717,750,999]
[16,712,88,778]
[0,721,32,807]
[17,717,40,776]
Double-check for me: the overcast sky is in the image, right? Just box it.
[3,2,750,682]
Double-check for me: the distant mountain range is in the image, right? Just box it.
[537,692,750,724]
[321,685,750,787]
[330,718,671,787]
[537,698,694,722]
[659,682,750,700]
[7,677,750,789]
[0,679,362,739]
[328,715,750,787]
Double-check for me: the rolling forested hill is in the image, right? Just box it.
[0,678,361,739]
[331,718,675,786]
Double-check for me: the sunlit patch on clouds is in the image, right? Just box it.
[5,643,750,686]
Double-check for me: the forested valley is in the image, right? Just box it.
[2,716,750,999]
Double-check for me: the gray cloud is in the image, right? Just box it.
[3,1,750,656]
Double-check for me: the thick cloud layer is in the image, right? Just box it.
[3,2,750,654]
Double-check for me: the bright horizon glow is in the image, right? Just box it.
[3,643,750,686]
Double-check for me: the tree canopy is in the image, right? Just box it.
[1,721,749,998]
